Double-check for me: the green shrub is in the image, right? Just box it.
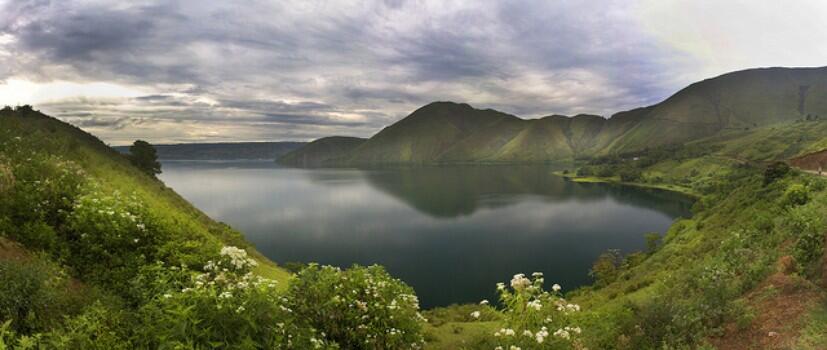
[287,264,425,349]
[576,167,593,177]
[0,155,86,252]
[0,258,77,333]
[787,204,826,273]
[763,161,790,185]
[597,166,614,178]
[644,233,661,254]
[619,167,642,182]
[136,246,331,349]
[590,249,622,287]
[487,273,584,349]
[66,188,167,291]
[43,303,130,350]
[783,183,810,206]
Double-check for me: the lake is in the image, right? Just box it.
[160,161,692,308]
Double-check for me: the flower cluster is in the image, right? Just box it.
[219,246,258,270]
[481,273,584,349]
[66,187,162,286]
[286,264,425,349]
[136,247,334,349]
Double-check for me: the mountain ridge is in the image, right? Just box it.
[280,66,827,165]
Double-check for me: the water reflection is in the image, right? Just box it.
[160,161,692,308]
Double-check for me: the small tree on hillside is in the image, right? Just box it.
[590,249,622,287]
[129,140,161,176]
[763,161,790,185]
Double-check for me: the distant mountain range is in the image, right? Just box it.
[114,142,306,160]
[280,67,827,166]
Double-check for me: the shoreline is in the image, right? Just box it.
[551,171,700,199]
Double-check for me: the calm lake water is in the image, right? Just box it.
[160,161,692,308]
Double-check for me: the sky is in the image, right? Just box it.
[1,0,827,145]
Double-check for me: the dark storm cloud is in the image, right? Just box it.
[0,0,694,143]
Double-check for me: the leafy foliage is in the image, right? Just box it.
[763,161,790,185]
[489,273,585,349]
[128,140,161,176]
[286,264,425,349]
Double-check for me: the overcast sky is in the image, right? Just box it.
[2,0,827,145]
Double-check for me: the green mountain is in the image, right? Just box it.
[281,67,827,165]
[348,102,517,164]
[606,66,827,153]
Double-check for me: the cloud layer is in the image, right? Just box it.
[1,0,825,144]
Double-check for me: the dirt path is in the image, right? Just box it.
[802,169,826,177]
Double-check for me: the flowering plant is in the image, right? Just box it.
[286,264,425,349]
[489,273,585,350]
[65,187,165,289]
[135,246,334,349]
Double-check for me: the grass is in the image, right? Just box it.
[0,109,290,285]
[423,321,499,349]
[552,171,700,198]
[795,301,827,349]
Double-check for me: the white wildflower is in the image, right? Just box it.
[470,311,480,319]
[535,328,549,343]
[510,273,531,290]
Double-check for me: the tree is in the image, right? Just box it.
[763,161,790,185]
[590,249,622,287]
[129,140,161,176]
[619,167,643,182]
[576,166,593,177]
[644,232,661,254]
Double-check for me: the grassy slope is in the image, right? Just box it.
[0,109,290,284]
[608,67,827,154]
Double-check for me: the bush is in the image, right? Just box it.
[135,246,331,349]
[590,249,622,287]
[42,303,130,349]
[597,166,614,178]
[783,183,810,206]
[0,258,77,333]
[787,204,826,272]
[286,264,425,349]
[644,233,661,254]
[619,167,642,182]
[763,161,790,185]
[66,188,167,292]
[488,273,584,349]
[0,154,86,252]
